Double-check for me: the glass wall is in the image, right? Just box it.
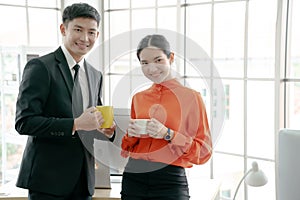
[0,48,23,185]
[102,0,278,199]
[0,0,298,199]
[285,0,300,129]
[0,0,61,186]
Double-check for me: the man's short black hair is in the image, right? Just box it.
[62,3,101,27]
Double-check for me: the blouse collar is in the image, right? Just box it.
[150,78,182,91]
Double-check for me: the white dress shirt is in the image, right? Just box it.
[61,45,89,111]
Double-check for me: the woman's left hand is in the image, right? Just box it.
[147,118,168,139]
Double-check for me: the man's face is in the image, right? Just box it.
[60,17,99,62]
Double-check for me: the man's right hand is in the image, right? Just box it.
[74,107,104,131]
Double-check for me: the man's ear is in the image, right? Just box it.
[60,24,66,36]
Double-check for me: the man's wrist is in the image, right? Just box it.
[74,119,78,130]
[72,119,77,135]
[105,132,114,139]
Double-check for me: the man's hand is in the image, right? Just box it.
[97,121,116,138]
[74,107,104,131]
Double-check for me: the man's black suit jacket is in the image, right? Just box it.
[15,47,109,196]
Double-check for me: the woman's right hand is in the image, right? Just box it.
[127,119,142,137]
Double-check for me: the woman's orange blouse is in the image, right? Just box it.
[121,79,212,168]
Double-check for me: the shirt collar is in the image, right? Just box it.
[61,44,85,72]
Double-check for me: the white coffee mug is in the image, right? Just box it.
[133,119,149,135]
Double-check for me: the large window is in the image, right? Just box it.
[0,0,298,200]
[0,0,61,186]
[101,0,278,199]
[285,0,300,129]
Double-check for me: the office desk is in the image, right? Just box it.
[0,182,121,200]
[0,179,220,200]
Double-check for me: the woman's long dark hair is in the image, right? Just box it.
[136,34,171,61]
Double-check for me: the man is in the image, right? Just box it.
[15,3,115,200]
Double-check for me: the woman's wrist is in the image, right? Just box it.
[164,128,174,141]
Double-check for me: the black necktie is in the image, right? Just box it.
[72,64,83,118]
[73,64,80,81]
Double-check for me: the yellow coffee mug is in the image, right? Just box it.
[96,106,114,128]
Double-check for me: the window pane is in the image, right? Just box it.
[0,91,1,185]
[214,58,244,78]
[185,77,210,105]
[286,82,300,129]
[2,92,27,184]
[214,80,244,154]
[0,51,21,86]
[3,143,24,184]
[247,81,274,159]
[28,0,60,7]
[289,0,300,78]
[186,161,211,179]
[108,0,129,9]
[109,75,131,108]
[109,11,130,38]
[185,0,212,3]
[184,18,213,79]
[182,56,212,78]
[214,2,246,78]
[109,54,131,74]
[290,58,300,79]
[63,0,99,9]
[132,9,156,29]
[248,159,275,200]
[0,6,27,45]
[103,12,110,40]
[158,0,178,6]
[248,0,276,78]
[186,4,212,57]
[157,7,177,32]
[184,77,211,125]
[110,74,152,109]
[131,0,155,8]
[28,8,60,46]
[213,154,244,199]
[0,0,25,5]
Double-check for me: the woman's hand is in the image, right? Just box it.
[127,119,143,137]
[147,118,168,139]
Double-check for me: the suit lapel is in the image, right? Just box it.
[84,62,102,107]
[55,48,73,99]
[53,47,102,106]
[84,62,95,107]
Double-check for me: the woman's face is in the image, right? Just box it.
[139,47,174,84]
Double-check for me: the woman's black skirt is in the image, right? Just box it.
[121,158,190,200]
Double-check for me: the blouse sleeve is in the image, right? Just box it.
[121,97,139,158]
[168,92,212,165]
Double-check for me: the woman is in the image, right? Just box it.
[121,34,212,200]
